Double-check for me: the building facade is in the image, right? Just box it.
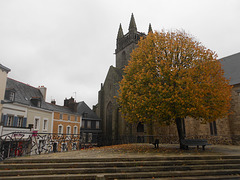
[77,101,102,147]
[46,97,81,152]
[1,78,52,134]
[0,64,11,131]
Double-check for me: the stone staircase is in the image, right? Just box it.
[0,155,240,179]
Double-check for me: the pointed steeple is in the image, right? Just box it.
[128,13,137,32]
[148,23,153,34]
[117,23,124,39]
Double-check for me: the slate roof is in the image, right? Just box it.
[46,102,80,115]
[5,78,50,110]
[77,101,100,120]
[0,64,11,73]
[5,78,100,117]
[220,52,240,85]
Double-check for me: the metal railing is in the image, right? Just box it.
[0,132,100,161]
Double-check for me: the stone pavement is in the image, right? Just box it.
[16,143,240,159]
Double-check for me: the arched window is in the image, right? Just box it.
[106,102,113,138]
[122,51,127,67]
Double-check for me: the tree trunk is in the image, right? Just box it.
[175,117,186,149]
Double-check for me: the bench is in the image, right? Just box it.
[181,139,211,150]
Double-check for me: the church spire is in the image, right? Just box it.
[148,23,153,34]
[117,23,124,39]
[128,13,137,32]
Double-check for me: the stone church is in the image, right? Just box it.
[94,14,152,144]
[95,14,240,145]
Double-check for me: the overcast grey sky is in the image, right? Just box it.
[0,0,239,107]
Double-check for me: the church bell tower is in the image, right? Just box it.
[115,14,146,69]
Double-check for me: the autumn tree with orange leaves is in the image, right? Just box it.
[117,30,232,149]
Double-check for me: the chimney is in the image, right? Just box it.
[64,98,69,107]
[51,99,56,105]
[38,86,47,101]
[64,97,78,112]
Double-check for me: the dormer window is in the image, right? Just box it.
[82,112,88,118]
[31,97,41,107]
[5,89,15,101]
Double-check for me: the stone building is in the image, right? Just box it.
[95,14,240,145]
[95,14,152,144]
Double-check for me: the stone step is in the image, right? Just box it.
[1,169,240,180]
[104,169,240,179]
[1,159,240,170]
[1,155,240,179]
[127,175,240,180]
[1,164,240,177]
[3,155,240,164]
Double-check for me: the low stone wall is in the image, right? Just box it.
[232,135,240,145]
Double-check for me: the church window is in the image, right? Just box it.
[106,102,113,137]
[137,122,144,132]
[210,121,217,136]
[122,51,127,65]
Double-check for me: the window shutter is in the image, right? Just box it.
[3,115,7,126]
[13,116,18,127]
[23,118,27,127]
[1,114,3,124]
